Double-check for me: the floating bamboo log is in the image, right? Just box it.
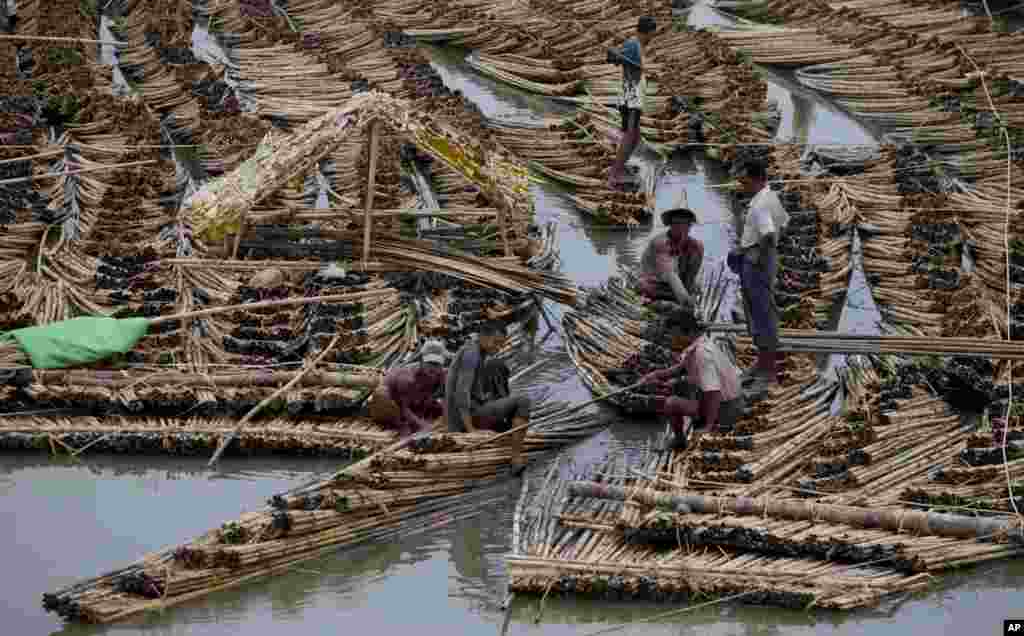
[566,482,1024,543]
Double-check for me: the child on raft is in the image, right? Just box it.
[368,339,449,437]
[728,161,789,395]
[606,15,657,189]
[640,309,745,451]
[638,207,704,309]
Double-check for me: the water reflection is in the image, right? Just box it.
[762,68,880,146]
[427,45,573,124]
[3,434,1023,636]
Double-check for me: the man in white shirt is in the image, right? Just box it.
[727,162,789,395]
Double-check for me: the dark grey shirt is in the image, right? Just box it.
[445,338,487,433]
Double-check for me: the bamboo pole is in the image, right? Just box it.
[566,482,1024,544]
[0,34,122,44]
[0,160,158,186]
[0,150,64,165]
[362,120,381,269]
[208,335,341,466]
[147,288,394,326]
[31,369,382,390]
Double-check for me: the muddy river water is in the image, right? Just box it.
[2,3,1022,635]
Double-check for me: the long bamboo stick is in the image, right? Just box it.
[30,369,382,390]
[148,289,394,326]
[566,482,1024,543]
[208,335,341,466]
[0,160,158,186]
[362,120,381,268]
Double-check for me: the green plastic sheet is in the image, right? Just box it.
[0,317,151,369]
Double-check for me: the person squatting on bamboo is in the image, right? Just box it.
[606,15,657,189]
[445,322,531,474]
[639,310,745,450]
[727,162,789,395]
[638,208,704,308]
[368,339,448,437]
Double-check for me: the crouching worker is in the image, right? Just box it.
[446,322,531,475]
[640,310,745,450]
[637,207,704,309]
[368,339,448,437]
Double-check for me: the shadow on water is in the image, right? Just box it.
[4,4,1021,634]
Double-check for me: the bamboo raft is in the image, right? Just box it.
[507,362,1024,610]
[41,393,611,624]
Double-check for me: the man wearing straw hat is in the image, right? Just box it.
[368,339,449,437]
[606,15,657,189]
[446,322,531,474]
[728,161,789,395]
[638,207,704,309]
[640,309,745,450]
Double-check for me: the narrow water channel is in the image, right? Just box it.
[2,3,1021,635]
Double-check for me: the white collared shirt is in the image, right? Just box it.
[740,186,789,249]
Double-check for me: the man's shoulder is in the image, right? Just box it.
[386,365,415,383]
[622,37,641,55]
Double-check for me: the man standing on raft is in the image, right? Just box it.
[607,15,657,189]
[368,339,449,437]
[638,207,704,309]
[640,310,745,450]
[728,162,789,395]
[446,323,532,475]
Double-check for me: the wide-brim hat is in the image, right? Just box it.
[661,207,697,226]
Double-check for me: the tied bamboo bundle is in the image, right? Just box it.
[42,386,611,625]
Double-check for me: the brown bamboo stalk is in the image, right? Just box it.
[208,335,341,465]
[362,120,381,267]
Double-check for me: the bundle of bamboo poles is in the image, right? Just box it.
[0,413,394,458]
[507,456,933,610]
[42,394,611,625]
[168,239,578,305]
[507,375,1024,611]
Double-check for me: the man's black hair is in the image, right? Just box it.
[638,16,656,33]
[480,322,508,337]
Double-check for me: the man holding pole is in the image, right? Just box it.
[728,161,789,395]
[606,15,657,189]
[446,323,531,474]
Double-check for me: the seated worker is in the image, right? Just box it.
[368,339,449,437]
[445,322,532,474]
[640,309,745,450]
[637,208,704,308]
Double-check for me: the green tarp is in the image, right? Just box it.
[0,317,151,369]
